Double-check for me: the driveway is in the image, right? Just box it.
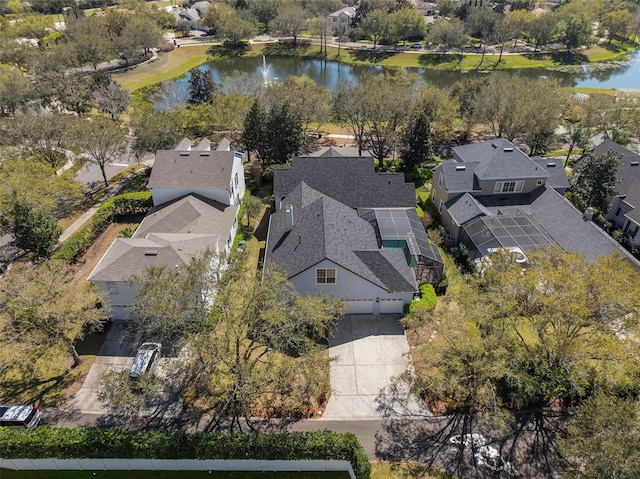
[320,314,430,420]
[66,321,136,415]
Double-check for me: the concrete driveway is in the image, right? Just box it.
[320,314,430,420]
[67,321,136,415]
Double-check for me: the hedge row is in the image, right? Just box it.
[409,282,437,314]
[53,192,152,263]
[0,428,371,479]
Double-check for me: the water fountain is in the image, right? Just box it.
[258,55,273,86]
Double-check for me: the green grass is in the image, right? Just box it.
[0,472,348,478]
[371,462,452,479]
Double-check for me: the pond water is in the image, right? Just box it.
[154,49,640,110]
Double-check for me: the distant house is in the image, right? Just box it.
[594,139,640,247]
[88,138,243,320]
[411,0,436,16]
[327,6,356,35]
[431,138,639,265]
[168,3,210,31]
[266,149,443,314]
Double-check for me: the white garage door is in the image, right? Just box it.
[379,298,405,314]
[346,299,375,314]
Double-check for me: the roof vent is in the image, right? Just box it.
[285,205,294,232]
[455,165,466,171]
[504,147,514,152]
[200,152,210,156]
[546,162,556,167]
[144,250,158,256]
[631,161,639,166]
[180,152,189,156]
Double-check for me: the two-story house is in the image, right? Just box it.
[432,138,638,265]
[266,150,443,314]
[594,139,640,247]
[328,6,356,36]
[88,138,244,320]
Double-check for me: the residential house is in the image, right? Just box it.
[88,139,243,319]
[432,138,639,265]
[411,0,436,16]
[266,150,443,314]
[594,139,640,246]
[169,5,206,31]
[327,6,356,36]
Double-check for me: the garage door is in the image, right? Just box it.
[379,298,404,314]
[346,299,374,314]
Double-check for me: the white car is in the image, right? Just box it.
[129,342,162,379]
[0,405,42,429]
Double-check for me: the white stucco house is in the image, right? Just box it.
[265,149,443,314]
[88,138,244,320]
[327,6,356,35]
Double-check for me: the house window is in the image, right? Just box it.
[494,181,524,193]
[106,282,118,294]
[438,172,443,188]
[431,190,436,203]
[438,200,443,214]
[235,172,239,187]
[316,268,336,284]
[536,180,544,186]
[616,207,622,217]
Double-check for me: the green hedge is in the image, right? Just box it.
[54,192,152,264]
[409,282,437,314]
[0,428,370,479]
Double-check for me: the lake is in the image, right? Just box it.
[154,49,640,110]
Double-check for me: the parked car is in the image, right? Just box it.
[129,342,161,378]
[410,43,423,49]
[0,405,42,429]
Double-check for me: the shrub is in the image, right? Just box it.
[0,428,371,479]
[435,277,448,296]
[52,228,91,263]
[409,282,437,315]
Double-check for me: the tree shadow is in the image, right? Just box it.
[416,53,455,67]
[206,44,247,58]
[549,51,589,65]
[374,374,568,478]
[351,49,399,63]
[600,42,625,53]
[0,374,68,404]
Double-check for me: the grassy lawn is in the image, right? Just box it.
[0,471,348,479]
[371,462,453,479]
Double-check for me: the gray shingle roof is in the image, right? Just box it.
[149,150,235,189]
[462,186,639,264]
[274,156,415,208]
[532,158,570,191]
[621,179,640,224]
[440,160,480,193]
[266,182,417,293]
[446,192,490,226]
[88,194,237,282]
[454,138,548,180]
[592,139,640,197]
[134,194,238,238]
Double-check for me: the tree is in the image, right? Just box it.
[244,195,263,230]
[399,110,433,171]
[181,257,344,431]
[188,68,217,105]
[273,1,308,46]
[560,123,589,166]
[93,80,130,121]
[465,8,499,65]
[555,11,592,52]
[570,150,621,213]
[525,11,556,52]
[429,18,467,57]
[69,117,128,187]
[241,98,267,163]
[126,249,222,350]
[260,102,304,166]
[65,16,108,69]
[492,15,519,64]
[361,9,389,49]
[388,7,426,45]
[6,111,70,170]
[0,260,107,369]
[12,201,61,259]
[417,85,461,142]
[0,156,82,227]
[131,108,183,158]
[600,9,633,44]
[116,16,163,63]
[0,65,31,117]
[250,0,279,32]
[561,394,640,479]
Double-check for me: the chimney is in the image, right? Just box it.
[285,205,294,231]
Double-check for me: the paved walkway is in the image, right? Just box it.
[321,314,430,420]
